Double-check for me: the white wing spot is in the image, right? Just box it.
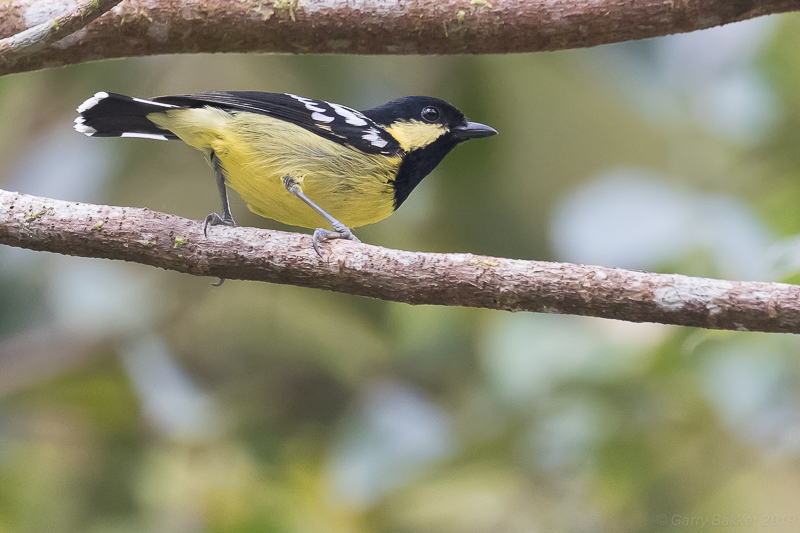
[311,112,335,123]
[287,93,313,103]
[328,103,368,126]
[363,127,388,148]
[287,93,337,115]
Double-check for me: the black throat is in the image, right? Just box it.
[392,135,460,210]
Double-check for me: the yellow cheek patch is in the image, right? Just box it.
[384,120,447,151]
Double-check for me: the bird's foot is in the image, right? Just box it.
[203,212,235,287]
[311,224,360,257]
[203,212,236,237]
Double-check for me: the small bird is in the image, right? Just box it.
[74,91,497,254]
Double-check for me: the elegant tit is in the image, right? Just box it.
[74,91,497,254]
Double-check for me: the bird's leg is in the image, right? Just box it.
[204,153,235,287]
[282,176,361,256]
[203,152,236,237]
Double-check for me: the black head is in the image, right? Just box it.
[363,96,497,148]
[362,96,497,209]
[365,96,466,129]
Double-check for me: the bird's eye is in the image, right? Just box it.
[421,106,440,123]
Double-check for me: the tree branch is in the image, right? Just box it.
[0,0,798,77]
[2,188,799,334]
[0,0,122,71]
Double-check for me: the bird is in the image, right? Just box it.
[74,90,497,255]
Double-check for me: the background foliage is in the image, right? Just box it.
[2,13,800,532]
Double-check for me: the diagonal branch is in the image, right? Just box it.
[0,0,799,77]
[0,0,122,70]
[2,188,799,334]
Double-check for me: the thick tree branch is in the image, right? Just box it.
[0,0,122,70]
[0,0,798,77]
[2,188,799,334]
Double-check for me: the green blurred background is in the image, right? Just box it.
[2,12,800,533]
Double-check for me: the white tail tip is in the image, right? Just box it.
[76,91,109,113]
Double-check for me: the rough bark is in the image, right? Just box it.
[0,0,122,68]
[2,188,798,334]
[1,0,799,77]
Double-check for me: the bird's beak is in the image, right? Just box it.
[453,120,498,140]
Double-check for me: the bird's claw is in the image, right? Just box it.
[311,227,361,257]
[203,212,235,286]
[203,212,236,237]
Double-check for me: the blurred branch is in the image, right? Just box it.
[1,0,799,76]
[2,188,800,333]
[0,0,121,71]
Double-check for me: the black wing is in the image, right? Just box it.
[152,91,401,156]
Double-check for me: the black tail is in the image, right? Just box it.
[74,92,181,140]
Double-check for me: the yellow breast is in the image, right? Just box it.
[148,108,402,229]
